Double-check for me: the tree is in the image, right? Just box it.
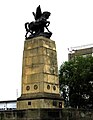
[59,56,93,108]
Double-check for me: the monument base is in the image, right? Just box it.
[17,92,64,110]
[0,108,64,120]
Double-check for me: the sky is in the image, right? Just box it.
[0,0,93,100]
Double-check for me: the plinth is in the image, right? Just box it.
[17,36,64,109]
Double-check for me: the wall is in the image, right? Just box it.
[0,108,93,120]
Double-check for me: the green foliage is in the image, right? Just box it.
[59,56,93,108]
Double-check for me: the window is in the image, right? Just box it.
[59,102,62,108]
[28,101,31,105]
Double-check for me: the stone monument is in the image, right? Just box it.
[17,5,64,110]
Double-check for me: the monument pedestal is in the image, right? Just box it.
[17,93,63,109]
[17,36,64,109]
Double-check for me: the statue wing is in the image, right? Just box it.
[35,5,42,20]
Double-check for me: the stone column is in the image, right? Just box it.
[17,36,64,109]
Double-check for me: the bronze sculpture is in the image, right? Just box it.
[25,5,52,39]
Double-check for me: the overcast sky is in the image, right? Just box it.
[0,0,93,100]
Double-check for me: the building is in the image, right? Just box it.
[0,100,16,110]
[68,44,93,60]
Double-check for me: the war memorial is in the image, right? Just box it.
[17,5,64,110]
[0,5,93,120]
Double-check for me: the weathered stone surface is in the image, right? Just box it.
[17,36,63,110]
[24,36,56,50]
[17,99,63,109]
[0,109,93,120]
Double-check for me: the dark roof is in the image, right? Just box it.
[0,100,16,103]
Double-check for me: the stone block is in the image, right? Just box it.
[43,74,48,82]
[48,74,55,83]
[31,83,40,93]
[23,67,31,75]
[43,82,59,94]
[32,48,38,56]
[37,46,47,55]
[39,82,44,92]
[51,84,59,94]
[32,56,39,64]
[44,65,50,74]
[42,39,50,49]
[32,55,44,64]
[43,56,50,64]
[27,75,34,83]
[23,64,44,75]
[22,83,40,94]
[49,41,56,50]
[23,57,32,66]
[23,73,48,85]
[24,41,32,50]
[44,65,58,75]
[54,76,59,84]
[23,48,38,58]
[24,38,39,50]
[37,37,56,50]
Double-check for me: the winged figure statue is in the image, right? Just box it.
[25,5,52,39]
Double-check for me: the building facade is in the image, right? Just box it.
[0,100,16,110]
[68,45,93,60]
